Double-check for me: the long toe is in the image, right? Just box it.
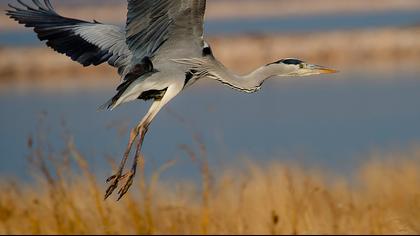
[104,172,124,200]
[117,171,135,201]
[104,180,119,200]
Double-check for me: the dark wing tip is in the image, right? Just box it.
[6,3,22,18]
[7,0,57,16]
[7,3,20,11]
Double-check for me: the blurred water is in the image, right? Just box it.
[1,10,420,46]
[206,10,420,35]
[1,71,420,180]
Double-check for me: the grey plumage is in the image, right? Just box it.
[7,0,337,200]
[126,1,206,61]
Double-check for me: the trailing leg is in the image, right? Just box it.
[104,84,183,200]
[104,127,141,200]
[117,124,148,200]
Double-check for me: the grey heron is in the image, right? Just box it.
[6,0,338,200]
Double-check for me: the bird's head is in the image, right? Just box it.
[267,58,338,77]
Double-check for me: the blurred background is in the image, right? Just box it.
[1,0,420,181]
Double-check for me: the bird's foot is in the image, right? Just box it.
[104,171,130,200]
[117,170,136,201]
[104,125,146,201]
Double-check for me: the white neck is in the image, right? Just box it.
[172,57,296,93]
[213,63,294,93]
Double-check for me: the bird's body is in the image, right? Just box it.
[7,0,337,200]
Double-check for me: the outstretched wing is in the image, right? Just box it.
[126,0,207,62]
[6,0,132,75]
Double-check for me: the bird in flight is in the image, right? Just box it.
[7,0,337,200]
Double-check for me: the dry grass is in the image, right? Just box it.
[0,133,419,235]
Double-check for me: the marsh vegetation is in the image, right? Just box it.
[0,132,419,235]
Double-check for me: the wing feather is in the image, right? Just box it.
[125,0,207,61]
[7,0,132,75]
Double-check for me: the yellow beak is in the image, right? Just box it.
[319,68,339,74]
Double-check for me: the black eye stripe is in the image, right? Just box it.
[267,59,303,66]
[281,59,303,65]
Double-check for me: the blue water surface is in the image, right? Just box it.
[1,71,420,181]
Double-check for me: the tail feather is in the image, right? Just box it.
[99,60,156,111]
[98,98,115,111]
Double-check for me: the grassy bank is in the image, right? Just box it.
[0,137,419,234]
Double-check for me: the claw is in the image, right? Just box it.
[117,171,135,201]
[104,178,119,200]
[104,172,122,200]
[106,175,117,183]
[104,172,133,200]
